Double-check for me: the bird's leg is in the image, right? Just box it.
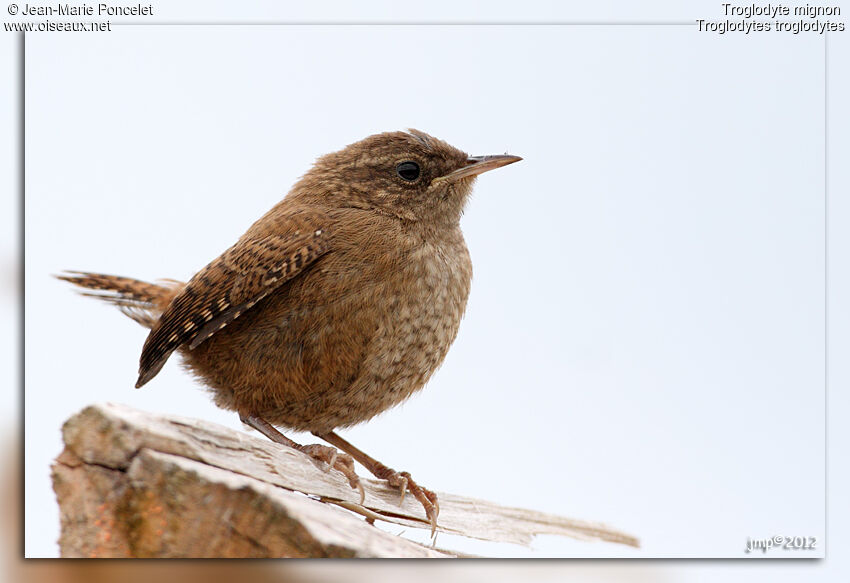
[240,414,364,502]
[314,429,439,535]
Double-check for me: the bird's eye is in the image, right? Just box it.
[396,161,420,182]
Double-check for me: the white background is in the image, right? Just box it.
[12,0,848,574]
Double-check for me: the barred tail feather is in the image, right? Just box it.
[55,271,183,329]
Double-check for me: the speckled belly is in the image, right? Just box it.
[311,246,471,431]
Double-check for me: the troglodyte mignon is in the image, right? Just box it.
[58,130,521,533]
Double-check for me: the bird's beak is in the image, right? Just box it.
[435,154,523,184]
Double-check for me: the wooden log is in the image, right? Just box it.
[51,403,639,557]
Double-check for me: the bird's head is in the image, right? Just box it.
[292,129,521,226]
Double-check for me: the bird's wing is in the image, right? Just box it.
[136,226,330,387]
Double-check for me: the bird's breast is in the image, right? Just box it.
[348,235,472,412]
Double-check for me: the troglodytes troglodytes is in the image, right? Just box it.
[58,129,522,533]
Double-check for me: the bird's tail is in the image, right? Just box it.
[55,271,183,329]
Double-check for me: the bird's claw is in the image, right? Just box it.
[383,469,439,536]
[396,472,409,504]
[300,443,365,504]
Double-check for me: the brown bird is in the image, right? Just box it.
[58,129,521,533]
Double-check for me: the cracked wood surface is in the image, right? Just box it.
[51,402,640,558]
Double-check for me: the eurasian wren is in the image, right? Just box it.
[59,129,522,532]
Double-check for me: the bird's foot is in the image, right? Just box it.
[311,430,442,536]
[300,443,365,503]
[238,414,365,503]
[375,467,440,536]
